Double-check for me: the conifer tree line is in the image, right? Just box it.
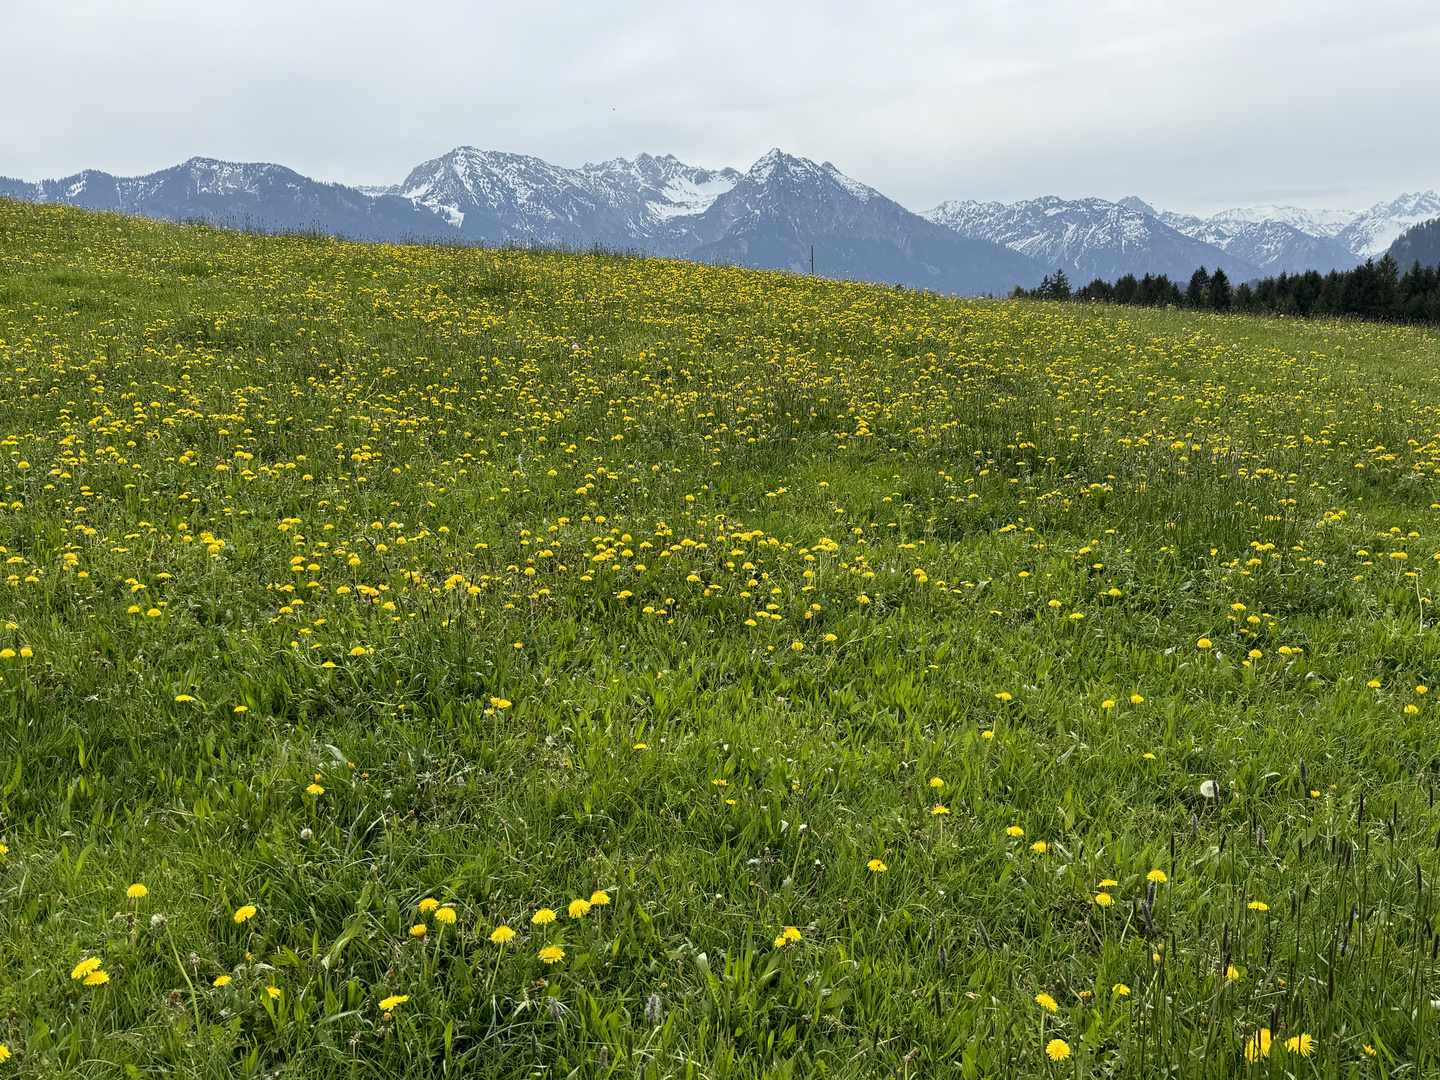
[1013,256,1440,323]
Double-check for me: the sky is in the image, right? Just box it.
[2,0,1438,216]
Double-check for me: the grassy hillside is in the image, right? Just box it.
[3,197,1440,1077]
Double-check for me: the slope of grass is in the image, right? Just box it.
[3,198,1440,1076]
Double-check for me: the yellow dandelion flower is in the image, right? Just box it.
[866,858,887,873]
[532,908,557,925]
[305,783,324,795]
[71,957,102,980]
[1046,1039,1071,1061]
[1244,1029,1272,1062]
[213,975,232,987]
[1147,869,1167,883]
[931,805,950,815]
[83,970,110,987]
[568,898,592,918]
[929,777,944,788]
[378,994,409,1011]
[1031,841,1048,854]
[126,883,148,900]
[1006,826,1025,837]
[434,906,457,925]
[1248,900,1269,912]
[1112,983,1131,996]
[419,898,440,913]
[233,905,257,923]
[589,890,611,907]
[1284,1034,1313,1056]
[1095,892,1113,907]
[539,944,565,964]
[489,925,516,944]
[1035,993,1058,1012]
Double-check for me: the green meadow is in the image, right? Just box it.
[3,197,1440,1076]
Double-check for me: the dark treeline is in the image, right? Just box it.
[1014,256,1440,324]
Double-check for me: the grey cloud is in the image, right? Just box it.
[1,0,1437,215]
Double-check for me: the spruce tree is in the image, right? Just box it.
[1209,268,1232,311]
[1186,267,1210,308]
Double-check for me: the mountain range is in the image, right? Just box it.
[3,149,1437,296]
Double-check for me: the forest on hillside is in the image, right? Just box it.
[1017,254,1440,324]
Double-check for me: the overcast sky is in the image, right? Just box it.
[2,0,1437,215]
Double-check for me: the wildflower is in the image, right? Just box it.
[1101,700,1115,709]
[711,778,727,787]
[409,924,427,938]
[349,645,367,657]
[379,994,409,1011]
[71,957,102,980]
[1031,841,1048,854]
[1405,704,1420,714]
[981,729,994,739]
[1285,1034,1314,1056]
[1196,638,1211,648]
[1095,892,1113,907]
[790,641,804,652]
[1146,869,1167,883]
[126,883,148,900]
[1248,900,1269,912]
[539,944,565,964]
[1130,694,1144,704]
[1226,965,1240,980]
[931,805,949,815]
[213,975,232,987]
[174,694,194,702]
[233,705,248,713]
[83,970,110,987]
[1112,983,1130,996]
[1046,1039,1071,1061]
[824,633,837,642]
[1245,1029,1272,1062]
[1035,993,1058,1012]
[1099,878,1118,887]
[419,898,439,913]
[266,986,281,999]
[866,858,887,873]
[434,906,457,925]
[0,1045,10,1063]
[589,890,611,906]
[929,777,944,788]
[532,908,557,925]
[233,905,257,923]
[489,925,516,944]
[995,692,1012,701]
[782,926,802,943]
[1364,1045,1377,1056]
[1007,826,1025,837]
[568,898,592,918]
[306,783,324,795]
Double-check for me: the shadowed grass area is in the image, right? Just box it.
[2,198,1440,1075]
